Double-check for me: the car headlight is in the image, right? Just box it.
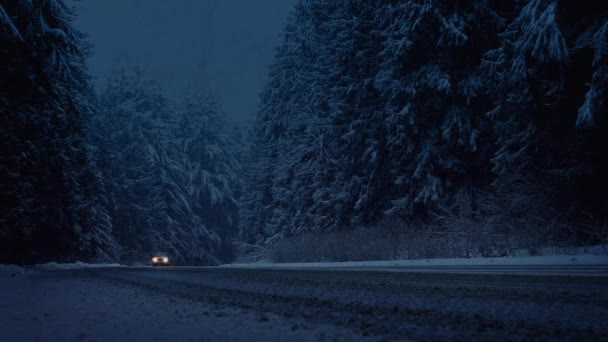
[152,257,158,263]
[162,257,169,263]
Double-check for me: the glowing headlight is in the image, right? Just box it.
[162,257,169,263]
[152,257,158,263]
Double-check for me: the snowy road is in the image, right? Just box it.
[2,265,608,341]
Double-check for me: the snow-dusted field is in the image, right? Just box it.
[0,265,361,342]
[1,262,608,341]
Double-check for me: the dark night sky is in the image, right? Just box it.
[69,0,296,122]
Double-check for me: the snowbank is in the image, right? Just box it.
[223,254,608,269]
[0,264,25,277]
[33,261,124,270]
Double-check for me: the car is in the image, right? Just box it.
[151,254,170,266]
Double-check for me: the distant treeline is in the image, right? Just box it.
[0,1,242,265]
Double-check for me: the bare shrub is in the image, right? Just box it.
[267,175,597,263]
[233,241,271,262]
[580,221,608,250]
[271,228,394,263]
[479,174,578,254]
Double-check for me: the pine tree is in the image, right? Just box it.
[483,0,608,222]
[176,88,242,262]
[0,0,115,263]
[375,0,502,218]
[93,68,241,264]
[483,0,570,176]
[241,0,336,243]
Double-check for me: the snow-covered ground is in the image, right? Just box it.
[223,253,608,269]
[2,263,607,340]
[32,261,124,270]
[0,264,362,342]
[0,264,26,276]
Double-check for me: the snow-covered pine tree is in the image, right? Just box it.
[241,0,338,244]
[483,0,570,176]
[575,18,608,128]
[242,0,607,249]
[242,0,504,245]
[559,1,608,218]
[375,0,502,218]
[94,67,241,264]
[319,0,392,228]
[483,0,608,222]
[96,67,168,261]
[176,88,242,262]
[0,0,115,264]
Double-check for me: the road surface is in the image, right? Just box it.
[2,264,608,341]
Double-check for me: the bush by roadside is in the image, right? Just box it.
[267,177,607,263]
